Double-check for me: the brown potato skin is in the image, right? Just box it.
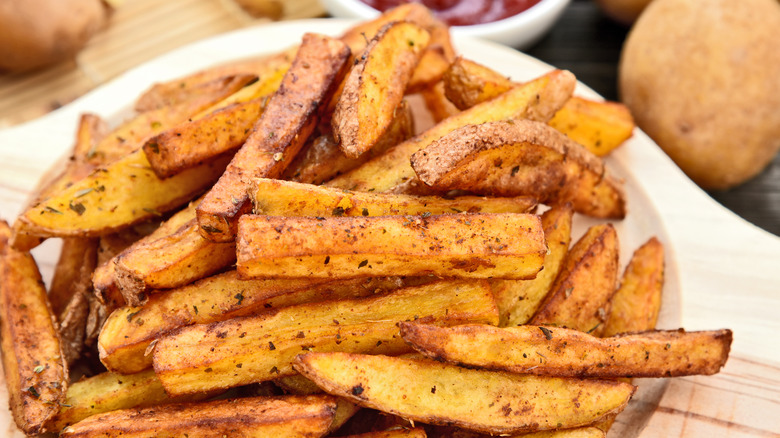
[619,0,780,189]
[0,221,68,435]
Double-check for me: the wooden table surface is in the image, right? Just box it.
[0,1,778,437]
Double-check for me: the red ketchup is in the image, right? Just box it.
[359,0,543,26]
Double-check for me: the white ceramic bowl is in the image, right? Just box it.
[321,0,571,49]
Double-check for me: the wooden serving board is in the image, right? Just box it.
[0,3,778,437]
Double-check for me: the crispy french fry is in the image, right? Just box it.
[326,69,575,194]
[16,148,231,238]
[196,33,351,242]
[134,47,298,112]
[60,395,338,438]
[602,237,665,337]
[333,21,430,159]
[236,213,545,280]
[530,224,620,335]
[410,120,626,219]
[400,323,732,378]
[442,58,634,156]
[492,204,573,326]
[152,280,498,396]
[249,178,536,217]
[99,272,417,374]
[294,352,635,435]
[0,221,68,435]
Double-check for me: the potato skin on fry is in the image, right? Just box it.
[236,213,545,280]
[294,352,635,435]
[0,221,68,435]
[400,323,732,378]
[60,395,338,438]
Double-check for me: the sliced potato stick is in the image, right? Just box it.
[603,237,665,337]
[326,69,575,194]
[99,273,417,374]
[400,323,732,378]
[333,21,430,158]
[410,120,626,219]
[237,213,545,280]
[249,178,536,217]
[197,33,351,242]
[0,221,68,435]
[492,204,573,326]
[294,352,635,435]
[60,395,337,438]
[530,224,619,334]
[152,280,498,395]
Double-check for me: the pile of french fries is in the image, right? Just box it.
[0,4,732,437]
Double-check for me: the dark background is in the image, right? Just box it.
[524,0,780,237]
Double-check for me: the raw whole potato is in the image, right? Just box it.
[619,0,780,189]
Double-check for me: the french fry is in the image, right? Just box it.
[406,17,456,93]
[602,237,665,337]
[492,204,573,326]
[530,224,620,335]
[400,323,732,378]
[196,33,351,242]
[326,69,575,194]
[152,280,498,396]
[0,221,68,435]
[333,21,430,159]
[49,237,98,317]
[60,395,338,438]
[420,81,460,123]
[99,273,418,374]
[427,426,605,438]
[284,99,415,185]
[442,57,634,156]
[410,120,626,219]
[236,213,545,280]
[15,148,231,238]
[345,429,428,438]
[249,178,536,218]
[338,4,436,57]
[294,352,635,435]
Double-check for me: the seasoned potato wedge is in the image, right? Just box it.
[327,69,575,194]
[333,21,430,159]
[152,280,498,395]
[339,3,435,59]
[400,323,732,378]
[294,352,635,434]
[49,237,98,317]
[99,273,417,374]
[60,395,337,438]
[410,120,626,219]
[428,426,605,438]
[443,56,513,111]
[530,224,619,334]
[16,149,230,238]
[249,178,536,217]
[406,17,456,93]
[603,237,665,337]
[0,221,68,435]
[492,204,573,326]
[284,100,415,185]
[345,428,428,438]
[237,213,545,280]
[421,81,460,123]
[197,33,351,242]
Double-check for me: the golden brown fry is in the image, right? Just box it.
[0,221,68,435]
[420,81,460,123]
[49,237,98,316]
[492,204,573,326]
[327,69,575,194]
[285,99,415,185]
[410,120,626,219]
[406,16,456,93]
[333,21,430,159]
[197,33,351,242]
[144,98,266,179]
[134,47,298,112]
[294,352,635,435]
[236,213,545,280]
[249,178,536,218]
[427,426,605,438]
[60,395,338,438]
[400,323,732,378]
[339,4,436,56]
[548,97,634,157]
[530,224,620,335]
[344,428,428,438]
[603,237,665,337]
[152,280,498,396]
[442,56,513,111]
[98,273,417,374]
